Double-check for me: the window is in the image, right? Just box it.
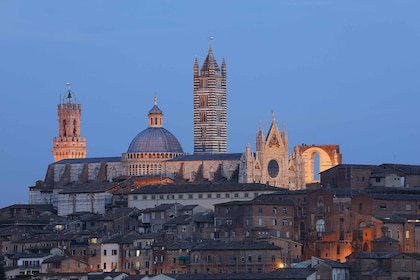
[248,255,252,262]
[188,194,193,199]
[273,219,277,226]
[133,195,138,200]
[258,218,263,226]
[380,203,387,209]
[258,207,263,214]
[199,95,208,107]
[316,219,325,240]
[200,112,207,122]
[283,207,287,215]
[273,207,277,214]
[406,231,410,238]
[225,193,230,198]
[198,194,203,198]
[103,249,107,256]
[267,160,279,178]
[143,195,147,200]
[112,249,117,255]
[244,193,249,198]
[216,193,221,198]
[178,194,183,199]
[207,194,212,198]
[103,263,107,270]
[406,204,412,211]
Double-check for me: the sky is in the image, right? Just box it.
[0,1,419,207]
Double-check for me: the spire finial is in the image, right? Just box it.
[272,110,275,122]
[259,120,263,130]
[65,81,72,101]
[154,95,157,106]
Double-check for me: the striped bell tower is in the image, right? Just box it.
[193,46,227,154]
[52,83,87,162]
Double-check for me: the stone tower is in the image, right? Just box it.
[193,46,227,154]
[52,83,87,162]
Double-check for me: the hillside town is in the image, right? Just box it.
[1,46,420,280]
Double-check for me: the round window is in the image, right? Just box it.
[267,159,279,178]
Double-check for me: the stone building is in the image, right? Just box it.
[52,83,87,162]
[30,45,342,215]
[121,97,185,177]
[320,163,420,190]
[238,114,342,189]
[193,46,227,154]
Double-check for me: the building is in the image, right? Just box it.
[193,46,227,154]
[52,83,87,162]
[127,183,280,211]
[29,45,341,216]
[121,97,185,177]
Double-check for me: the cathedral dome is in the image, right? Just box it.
[127,127,183,153]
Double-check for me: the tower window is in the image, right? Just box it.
[200,112,207,122]
[199,96,208,107]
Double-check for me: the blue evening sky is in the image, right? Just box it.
[0,1,419,207]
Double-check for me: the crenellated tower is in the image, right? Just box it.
[193,46,227,154]
[52,83,87,162]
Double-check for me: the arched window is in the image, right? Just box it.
[316,219,325,240]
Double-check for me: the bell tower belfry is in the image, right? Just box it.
[52,83,87,162]
[193,43,227,154]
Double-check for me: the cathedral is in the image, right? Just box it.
[29,46,342,208]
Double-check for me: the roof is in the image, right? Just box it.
[130,183,280,195]
[58,182,117,194]
[381,164,420,175]
[143,203,179,212]
[192,240,280,251]
[127,127,183,153]
[372,236,399,243]
[312,257,350,268]
[173,268,315,280]
[320,164,379,174]
[42,255,67,263]
[199,47,221,74]
[360,192,420,201]
[168,153,242,162]
[53,157,121,165]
